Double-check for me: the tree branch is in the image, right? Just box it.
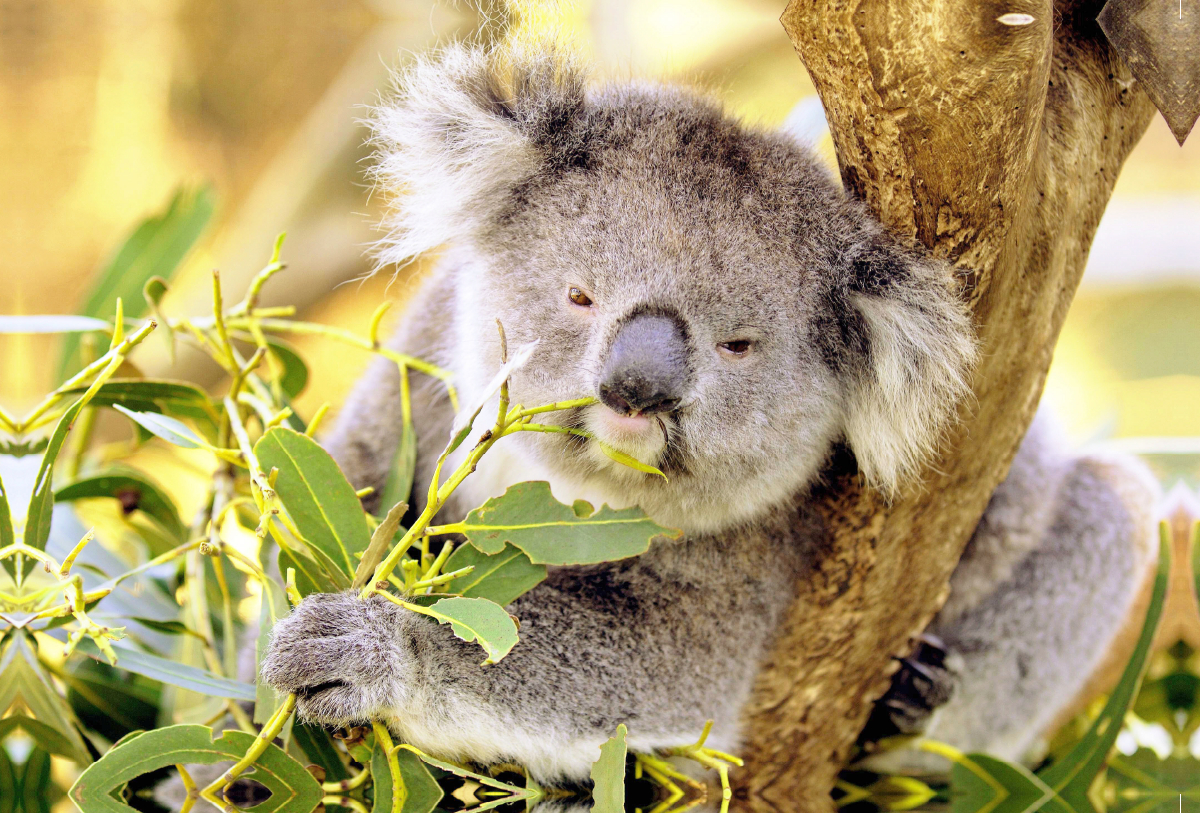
[734,1,1155,809]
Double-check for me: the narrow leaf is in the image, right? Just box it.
[24,400,88,552]
[112,405,210,450]
[354,500,408,590]
[58,185,214,382]
[71,639,256,702]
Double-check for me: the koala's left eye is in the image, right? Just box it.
[718,340,753,356]
[568,287,594,308]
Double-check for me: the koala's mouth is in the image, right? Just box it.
[296,679,349,697]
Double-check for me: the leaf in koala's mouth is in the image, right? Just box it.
[297,679,348,697]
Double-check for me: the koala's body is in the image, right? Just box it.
[262,43,1159,782]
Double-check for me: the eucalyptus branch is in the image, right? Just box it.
[200,693,297,808]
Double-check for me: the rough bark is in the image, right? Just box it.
[733,1,1156,809]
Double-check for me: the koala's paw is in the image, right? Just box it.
[261,592,411,726]
[859,634,961,746]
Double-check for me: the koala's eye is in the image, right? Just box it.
[567,287,594,308]
[718,340,753,357]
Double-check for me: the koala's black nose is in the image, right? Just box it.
[598,312,690,416]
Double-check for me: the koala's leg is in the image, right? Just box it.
[918,425,1160,762]
[262,528,803,783]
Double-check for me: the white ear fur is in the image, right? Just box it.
[842,260,977,495]
[368,42,585,269]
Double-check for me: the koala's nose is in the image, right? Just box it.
[598,312,690,416]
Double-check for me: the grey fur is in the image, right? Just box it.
[263,41,1157,781]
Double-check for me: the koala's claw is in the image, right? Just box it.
[261,592,411,725]
[858,634,960,746]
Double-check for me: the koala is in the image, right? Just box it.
[261,41,1160,783]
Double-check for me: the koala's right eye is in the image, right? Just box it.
[567,287,594,308]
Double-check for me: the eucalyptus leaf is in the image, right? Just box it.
[58,185,214,383]
[112,405,211,450]
[0,632,92,763]
[371,744,443,813]
[376,419,417,520]
[0,473,12,550]
[256,427,371,578]
[443,542,546,606]
[71,639,256,702]
[69,724,321,813]
[24,399,88,553]
[279,546,341,599]
[408,597,519,665]
[354,500,408,590]
[461,481,681,566]
[590,724,627,813]
[56,471,187,543]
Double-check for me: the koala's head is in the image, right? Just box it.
[371,43,976,535]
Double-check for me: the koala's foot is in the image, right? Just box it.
[858,634,960,746]
[261,592,412,725]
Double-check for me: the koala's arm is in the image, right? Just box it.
[262,529,802,781]
[917,416,1160,762]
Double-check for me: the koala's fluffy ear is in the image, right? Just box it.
[370,41,588,267]
[838,233,977,495]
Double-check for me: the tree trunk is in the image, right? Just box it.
[734,1,1156,809]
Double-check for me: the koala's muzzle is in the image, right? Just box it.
[598,312,690,416]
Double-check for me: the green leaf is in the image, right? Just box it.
[123,618,207,641]
[24,399,89,553]
[69,724,321,813]
[0,746,17,813]
[0,632,92,763]
[293,723,349,782]
[265,338,310,399]
[460,481,681,565]
[1037,523,1172,808]
[376,419,417,520]
[279,545,343,598]
[56,470,187,543]
[596,440,666,480]
[407,597,520,665]
[71,639,256,702]
[58,185,214,383]
[112,405,211,450]
[256,427,371,578]
[443,542,546,607]
[944,752,1055,813]
[256,579,293,724]
[63,659,160,745]
[355,500,408,590]
[0,315,112,333]
[371,744,443,813]
[590,724,627,813]
[18,749,57,813]
[0,473,12,550]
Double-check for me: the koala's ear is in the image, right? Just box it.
[837,234,977,495]
[369,41,588,267]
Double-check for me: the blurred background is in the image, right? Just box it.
[1,0,1198,485]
